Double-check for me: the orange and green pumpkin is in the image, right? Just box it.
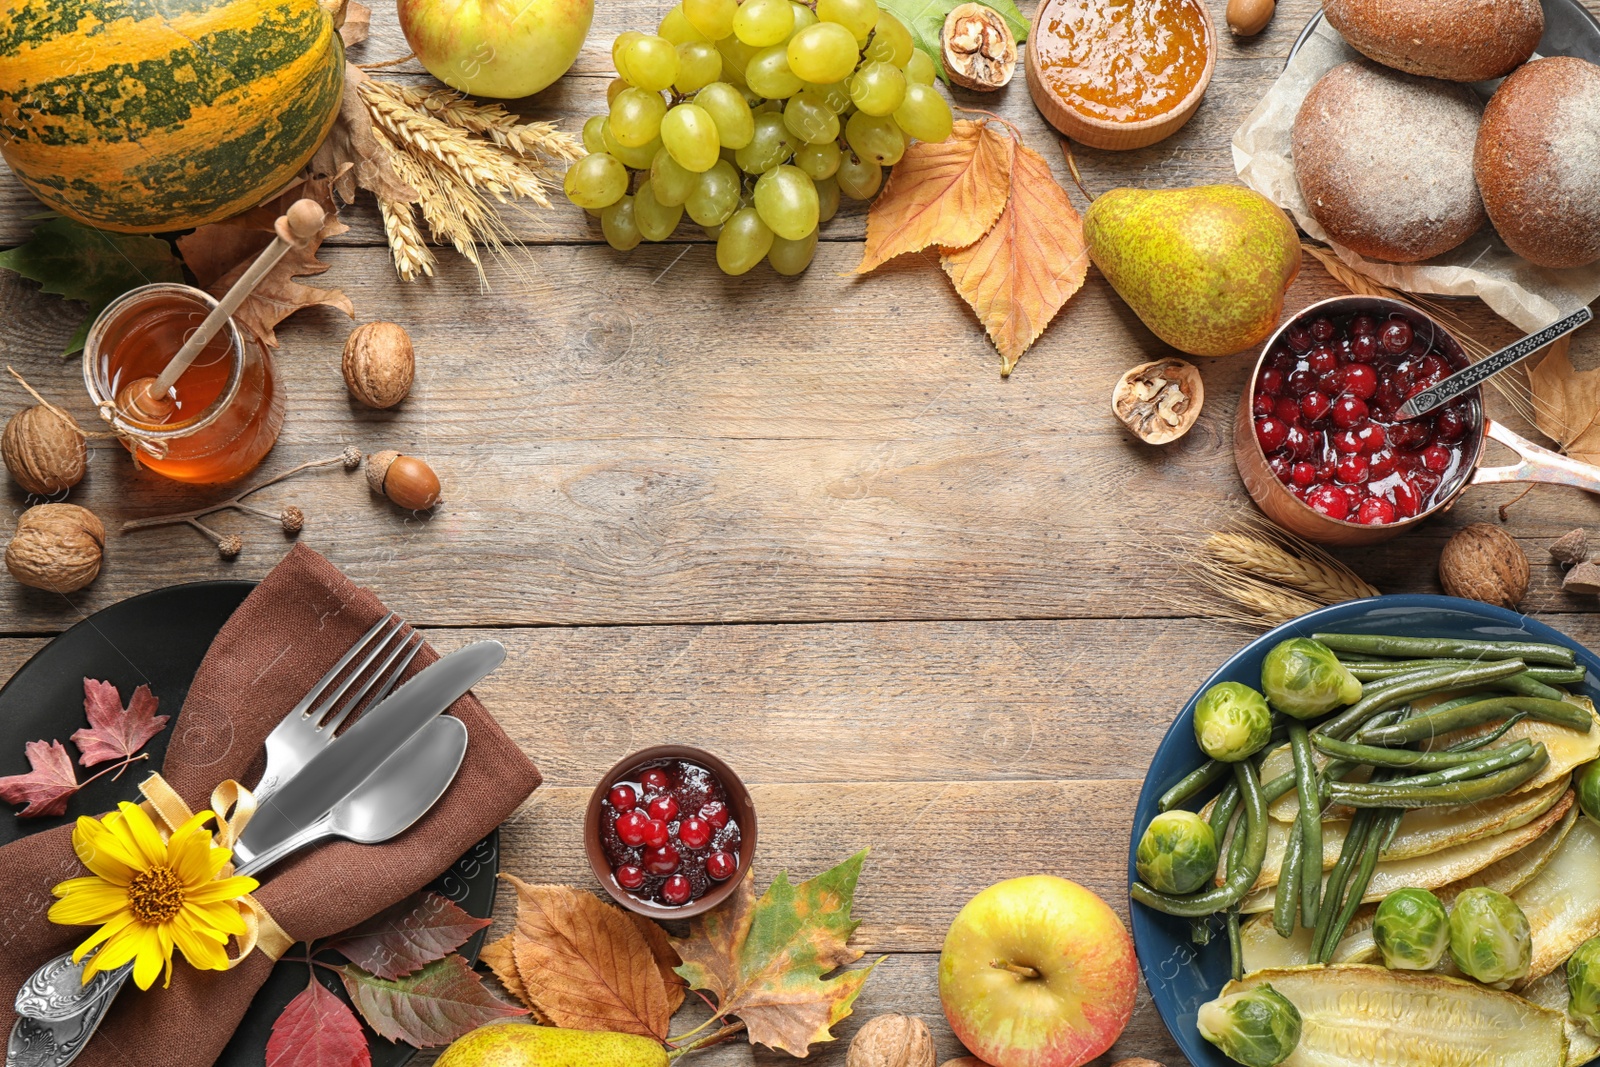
[0,0,344,233]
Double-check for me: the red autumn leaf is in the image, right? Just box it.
[339,955,526,1047]
[0,740,79,818]
[325,892,492,980]
[71,678,169,767]
[267,977,371,1067]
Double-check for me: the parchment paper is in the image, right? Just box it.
[1231,17,1600,332]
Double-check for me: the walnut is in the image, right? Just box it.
[1113,359,1204,444]
[6,504,104,593]
[1564,560,1600,595]
[1550,528,1588,567]
[847,1015,936,1067]
[942,3,1017,91]
[342,321,415,409]
[1111,1060,1168,1067]
[1439,523,1528,608]
[367,450,441,511]
[3,405,86,495]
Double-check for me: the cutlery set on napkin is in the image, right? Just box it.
[0,545,542,1067]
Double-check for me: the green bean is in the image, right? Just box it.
[1209,779,1241,842]
[1190,917,1212,945]
[1357,696,1590,746]
[1327,745,1549,808]
[1445,713,1528,752]
[1336,739,1535,790]
[1273,820,1303,938]
[1311,732,1523,770]
[1160,760,1230,812]
[1318,809,1402,963]
[1228,907,1244,981]
[1311,809,1374,961]
[1288,723,1322,927]
[1312,632,1577,667]
[1423,692,1499,717]
[1261,772,1295,805]
[1315,660,1529,740]
[1132,762,1268,917]
[1342,659,1585,685]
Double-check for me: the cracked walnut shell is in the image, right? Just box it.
[1440,523,1528,608]
[3,405,86,495]
[1113,359,1203,444]
[943,3,1017,90]
[847,1015,936,1067]
[343,321,415,409]
[6,503,104,593]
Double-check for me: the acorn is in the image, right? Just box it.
[366,450,440,510]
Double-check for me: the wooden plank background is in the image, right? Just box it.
[3,0,1600,1062]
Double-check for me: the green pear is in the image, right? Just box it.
[436,1022,669,1067]
[1085,185,1301,358]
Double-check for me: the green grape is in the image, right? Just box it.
[674,41,724,93]
[845,110,904,164]
[661,103,722,172]
[633,179,685,241]
[695,81,756,149]
[612,31,645,81]
[651,146,700,206]
[796,140,841,179]
[753,164,818,240]
[849,60,905,116]
[686,159,742,226]
[703,224,723,239]
[783,90,840,145]
[581,114,608,154]
[716,207,775,275]
[622,35,680,92]
[746,45,804,99]
[815,175,840,221]
[803,80,852,113]
[786,22,859,84]
[791,2,818,31]
[817,0,877,41]
[768,228,818,275]
[754,98,783,113]
[864,9,913,66]
[563,152,629,209]
[586,206,604,219]
[905,49,935,85]
[714,34,757,88]
[684,0,737,41]
[734,112,797,173]
[836,150,882,199]
[894,81,953,142]
[732,0,793,47]
[610,87,668,147]
[602,121,663,169]
[606,77,629,105]
[601,195,642,251]
[658,5,708,44]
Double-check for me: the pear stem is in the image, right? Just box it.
[991,960,1041,979]
[665,1022,746,1060]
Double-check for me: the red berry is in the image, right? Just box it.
[1391,421,1430,451]
[1307,484,1352,520]
[1301,391,1332,423]
[643,819,670,848]
[706,851,738,881]
[1258,368,1285,395]
[1268,454,1292,480]
[1310,317,1336,342]
[678,817,712,849]
[1308,346,1339,374]
[1284,424,1314,458]
[1407,336,1430,358]
[1381,319,1413,354]
[1270,349,1297,373]
[1342,363,1377,399]
[647,795,680,823]
[1331,396,1368,429]
[1435,405,1469,442]
[1355,422,1386,453]
[700,802,729,829]
[661,874,693,905]
[1274,396,1302,424]
[1255,417,1290,453]
[1336,453,1370,484]
[1349,334,1378,362]
[616,810,650,847]
[1341,484,1364,511]
[608,784,638,811]
[1288,369,1317,396]
[1421,444,1452,473]
[644,844,680,875]
[1417,355,1448,382]
[1290,461,1317,488]
[1372,381,1405,415]
[1356,497,1396,525]
[1392,478,1423,518]
[1332,429,1362,454]
[1351,314,1377,336]
[615,864,645,890]
[1368,449,1398,479]
[1316,458,1337,481]
[641,768,672,791]
[1253,392,1275,417]
[1286,324,1313,352]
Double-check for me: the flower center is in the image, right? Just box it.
[127,866,184,924]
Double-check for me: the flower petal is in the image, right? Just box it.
[48,883,129,926]
[171,913,229,971]
[185,899,247,938]
[73,816,143,882]
[71,912,134,966]
[185,875,259,905]
[167,821,218,887]
[84,922,153,982]
[115,803,169,869]
[132,932,166,991]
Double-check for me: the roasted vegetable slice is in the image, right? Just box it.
[1423,696,1600,796]
[1521,967,1600,1067]
[1514,812,1600,986]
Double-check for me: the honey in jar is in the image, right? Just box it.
[1033,0,1213,124]
[83,283,284,484]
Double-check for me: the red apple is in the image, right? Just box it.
[939,876,1138,1067]
[397,0,593,100]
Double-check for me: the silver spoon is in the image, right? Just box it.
[1396,306,1594,419]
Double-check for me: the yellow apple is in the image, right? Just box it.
[397,0,594,100]
[939,876,1138,1067]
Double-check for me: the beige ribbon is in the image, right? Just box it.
[139,773,294,965]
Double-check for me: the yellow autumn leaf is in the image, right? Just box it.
[1528,336,1600,465]
[856,119,1016,274]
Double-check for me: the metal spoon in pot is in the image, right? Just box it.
[1396,306,1594,420]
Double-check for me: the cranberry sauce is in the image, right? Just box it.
[600,758,741,907]
[1252,310,1477,526]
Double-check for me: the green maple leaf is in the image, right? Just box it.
[878,0,1029,82]
[672,849,883,1056]
[0,216,184,355]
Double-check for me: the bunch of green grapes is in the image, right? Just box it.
[562,0,955,277]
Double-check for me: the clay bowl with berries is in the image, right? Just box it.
[1237,294,1600,546]
[585,744,756,918]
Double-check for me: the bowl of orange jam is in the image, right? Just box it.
[1026,0,1216,150]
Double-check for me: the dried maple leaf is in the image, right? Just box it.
[504,877,672,1040]
[267,977,371,1067]
[176,175,355,348]
[339,955,525,1047]
[672,850,881,1057]
[70,678,168,768]
[325,891,491,980]
[0,740,79,818]
[941,141,1090,376]
[857,119,1015,273]
[628,912,687,1015]
[310,65,417,206]
[337,0,372,46]
[1529,336,1600,465]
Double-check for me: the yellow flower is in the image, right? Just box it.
[49,801,259,990]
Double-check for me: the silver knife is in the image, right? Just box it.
[1395,306,1593,419]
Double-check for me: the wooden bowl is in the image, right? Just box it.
[1025,0,1218,151]
[584,744,757,918]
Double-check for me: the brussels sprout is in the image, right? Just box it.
[1568,934,1600,1035]
[1137,810,1219,895]
[1197,983,1303,1067]
[1194,681,1274,762]
[1449,886,1531,985]
[1373,887,1450,970]
[1260,638,1363,719]
[1578,760,1600,826]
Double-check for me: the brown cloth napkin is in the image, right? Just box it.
[0,544,540,1067]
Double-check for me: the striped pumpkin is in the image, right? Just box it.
[0,0,343,233]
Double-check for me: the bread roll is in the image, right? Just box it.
[1476,56,1600,270]
[1323,0,1542,82]
[1293,62,1486,263]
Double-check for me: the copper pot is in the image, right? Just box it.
[1235,294,1600,546]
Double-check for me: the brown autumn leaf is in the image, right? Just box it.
[1528,336,1600,465]
[856,119,1015,274]
[310,65,416,206]
[941,141,1089,376]
[176,174,355,348]
[338,0,372,46]
[627,913,686,1015]
[478,935,527,1004]
[504,877,672,1040]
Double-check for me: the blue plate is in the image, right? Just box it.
[1128,594,1600,1067]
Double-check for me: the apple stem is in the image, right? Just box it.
[990,960,1041,980]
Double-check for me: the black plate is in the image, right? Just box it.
[0,581,498,1067]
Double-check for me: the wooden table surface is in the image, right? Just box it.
[4,0,1600,1062]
